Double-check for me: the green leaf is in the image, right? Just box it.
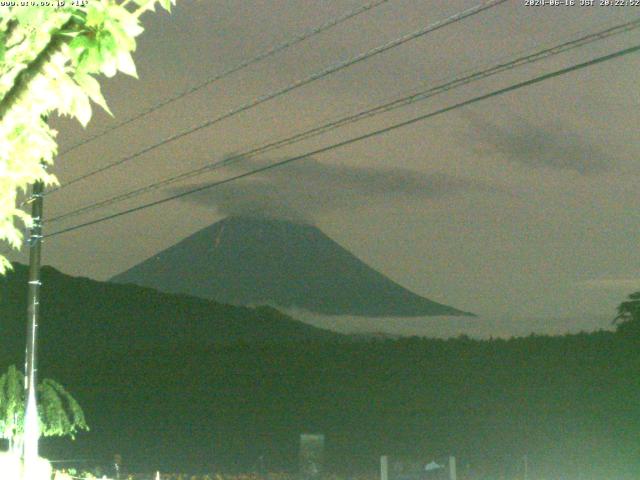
[69,34,103,72]
[98,29,118,57]
[73,37,104,74]
[69,35,92,58]
[85,3,107,28]
[99,49,117,78]
[13,8,48,27]
[0,257,12,275]
[133,0,157,12]
[159,0,174,12]
[69,85,92,126]
[0,32,5,64]
[105,19,136,51]
[74,73,112,116]
[118,12,145,38]
[116,50,137,78]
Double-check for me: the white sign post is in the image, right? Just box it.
[448,456,456,480]
[380,455,389,480]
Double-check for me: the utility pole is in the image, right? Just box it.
[23,173,44,474]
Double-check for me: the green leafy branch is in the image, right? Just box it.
[0,365,88,452]
[0,0,177,274]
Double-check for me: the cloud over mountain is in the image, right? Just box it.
[174,156,502,222]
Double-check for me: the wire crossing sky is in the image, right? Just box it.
[57,0,393,157]
[45,0,508,196]
[44,44,640,239]
[45,16,640,226]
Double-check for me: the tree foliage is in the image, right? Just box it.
[0,0,177,273]
[0,364,22,450]
[0,365,88,452]
[614,291,640,337]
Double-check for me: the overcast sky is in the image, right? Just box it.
[10,0,640,338]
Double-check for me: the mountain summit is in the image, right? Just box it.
[111,216,472,317]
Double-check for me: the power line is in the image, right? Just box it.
[44,43,640,239]
[45,0,508,196]
[58,0,392,157]
[46,17,640,225]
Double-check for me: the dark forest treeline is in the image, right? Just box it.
[1,264,639,478]
[36,332,640,479]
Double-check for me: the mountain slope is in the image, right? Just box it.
[0,263,340,361]
[111,216,472,317]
